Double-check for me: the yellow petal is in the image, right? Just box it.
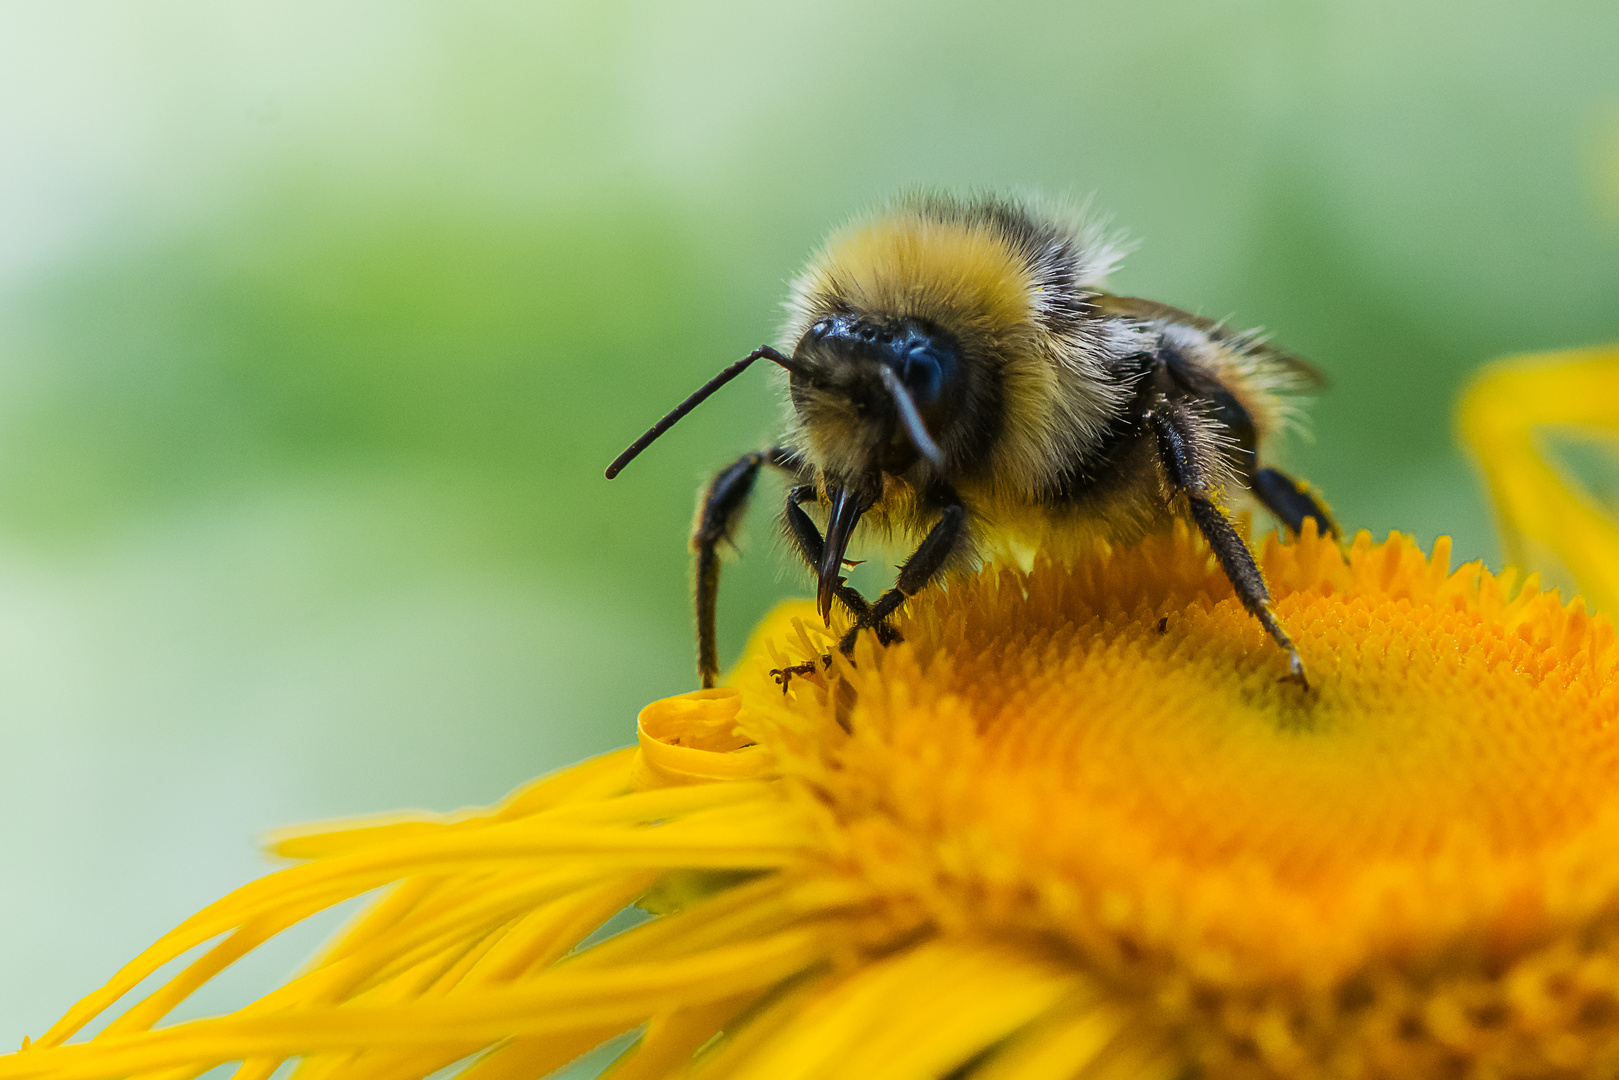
[1459,344,1619,615]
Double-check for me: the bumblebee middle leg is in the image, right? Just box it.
[1150,407,1308,686]
[693,446,802,688]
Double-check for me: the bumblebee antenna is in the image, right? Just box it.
[605,346,799,479]
[878,366,944,467]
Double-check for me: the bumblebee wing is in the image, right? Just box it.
[1094,293,1329,392]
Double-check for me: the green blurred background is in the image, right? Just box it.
[0,0,1615,1045]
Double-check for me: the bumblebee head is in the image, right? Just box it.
[786,312,960,496]
[608,194,1115,497]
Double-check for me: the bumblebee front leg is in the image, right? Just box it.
[766,486,882,687]
[693,447,800,688]
[836,499,966,656]
[769,492,962,687]
[784,485,874,626]
[1151,408,1308,687]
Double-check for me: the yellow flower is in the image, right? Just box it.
[3,346,1619,1080]
[1460,344,1619,618]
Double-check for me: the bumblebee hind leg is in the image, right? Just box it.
[1252,467,1338,539]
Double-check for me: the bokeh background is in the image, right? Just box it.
[1,0,1615,1049]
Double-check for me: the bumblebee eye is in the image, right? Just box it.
[900,345,947,407]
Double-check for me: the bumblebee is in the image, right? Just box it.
[607,193,1336,688]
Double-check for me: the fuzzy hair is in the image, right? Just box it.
[779,192,1133,500]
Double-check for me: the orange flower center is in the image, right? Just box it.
[655,525,1619,994]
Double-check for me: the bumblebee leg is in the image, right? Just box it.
[784,485,873,623]
[693,447,801,688]
[772,485,878,689]
[1252,467,1338,539]
[1152,410,1308,687]
[836,500,966,656]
